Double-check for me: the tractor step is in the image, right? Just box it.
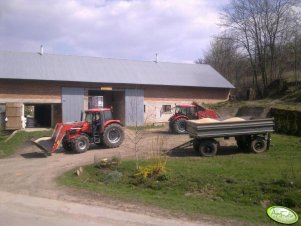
[93,132,101,143]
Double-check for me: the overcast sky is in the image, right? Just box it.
[0,0,229,63]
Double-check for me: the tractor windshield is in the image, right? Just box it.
[85,112,93,123]
[175,106,186,115]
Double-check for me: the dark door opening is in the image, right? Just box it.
[25,104,52,128]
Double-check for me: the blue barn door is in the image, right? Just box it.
[62,87,84,123]
[125,89,144,126]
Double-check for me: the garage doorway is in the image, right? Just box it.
[88,90,125,124]
[24,104,57,128]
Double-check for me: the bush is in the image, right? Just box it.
[135,160,166,180]
[269,108,301,135]
[104,170,123,185]
[129,160,168,189]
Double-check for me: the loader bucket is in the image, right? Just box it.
[31,137,55,155]
[31,123,72,155]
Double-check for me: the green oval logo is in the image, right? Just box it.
[267,206,299,224]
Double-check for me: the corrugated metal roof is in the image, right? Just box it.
[0,51,234,88]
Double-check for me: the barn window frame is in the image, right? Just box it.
[162,105,172,113]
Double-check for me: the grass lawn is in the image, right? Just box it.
[0,130,52,158]
[58,134,301,225]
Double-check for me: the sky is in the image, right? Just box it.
[0,0,229,63]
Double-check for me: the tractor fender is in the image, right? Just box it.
[171,115,189,122]
[103,120,123,128]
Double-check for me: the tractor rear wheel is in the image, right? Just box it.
[72,135,90,153]
[103,123,124,148]
[173,118,187,134]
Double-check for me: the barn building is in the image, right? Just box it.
[0,51,234,130]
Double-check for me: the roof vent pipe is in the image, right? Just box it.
[40,45,44,55]
[155,53,158,63]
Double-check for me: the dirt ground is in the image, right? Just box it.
[0,127,242,226]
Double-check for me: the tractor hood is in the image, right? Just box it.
[59,121,85,128]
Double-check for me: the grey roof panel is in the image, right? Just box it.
[0,51,234,88]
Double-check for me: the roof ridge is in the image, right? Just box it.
[0,49,210,66]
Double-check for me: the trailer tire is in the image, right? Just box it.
[173,118,187,134]
[72,135,90,153]
[199,140,218,157]
[103,123,124,148]
[250,137,267,153]
[62,137,73,152]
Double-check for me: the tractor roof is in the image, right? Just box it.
[85,108,111,113]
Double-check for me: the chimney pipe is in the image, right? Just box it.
[40,45,44,55]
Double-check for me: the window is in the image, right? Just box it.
[103,110,113,122]
[162,105,171,113]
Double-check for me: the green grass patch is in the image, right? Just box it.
[0,130,52,158]
[127,124,165,131]
[58,134,301,225]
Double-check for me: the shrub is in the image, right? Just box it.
[104,170,123,185]
[129,159,168,189]
[135,160,166,180]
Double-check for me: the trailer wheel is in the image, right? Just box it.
[199,140,218,157]
[72,135,90,153]
[103,123,124,148]
[250,137,267,153]
[62,137,73,152]
[173,118,187,134]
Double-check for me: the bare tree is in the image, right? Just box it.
[221,0,300,97]
[198,34,253,97]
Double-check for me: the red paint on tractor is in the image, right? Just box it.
[32,108,124,155]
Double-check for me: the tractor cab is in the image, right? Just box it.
[82,108,119,144]
[84,108,114,131]
[174,104,206,120]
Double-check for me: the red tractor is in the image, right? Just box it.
[169,104,220,134]
[32,108,124,155]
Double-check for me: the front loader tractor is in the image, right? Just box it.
[32,108,124,155]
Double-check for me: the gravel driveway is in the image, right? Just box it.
[0,128,240,226]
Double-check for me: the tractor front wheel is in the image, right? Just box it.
[173,118,187,134]
[72,135,90,153]
[62,136,73,152]
[103,123,124,148]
